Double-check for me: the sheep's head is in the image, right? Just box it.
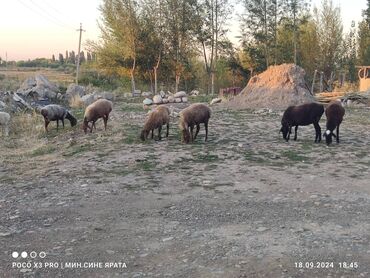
[280,124,289,141]
[140,129,149,141]
[66,112,77,127]
[182,129,191,143]
[323,129,333,145]
[82,118,89,134]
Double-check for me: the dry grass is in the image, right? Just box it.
[69,95,86,108]
[0,68,74,86]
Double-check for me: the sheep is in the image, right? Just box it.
[82,99,113,134]
[179,103,211,143]
[280,102,324,143]
[323,100,345,145]
[40,104,77,132]
[140,105,170,141]
[0,111,10,136]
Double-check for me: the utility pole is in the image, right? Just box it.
[76,23,85,85]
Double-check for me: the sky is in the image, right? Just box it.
[0,0,367,61]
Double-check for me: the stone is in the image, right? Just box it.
[175,97,182,103]
[81,94,95,106]
[143,98,153,105]
[159,90,166,98]
[189,90,199,96]
[153,95,163,104]
[66,84,86,100]
[181,97,188,103]
[174,91,187,98]
[210,98,222,105]
[142,91,152,97]
[162,98,169,104]
[167,96,175,103]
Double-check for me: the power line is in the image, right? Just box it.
[28,0,76,30]
[16,0,73,31]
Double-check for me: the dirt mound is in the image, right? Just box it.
[227,63,314,109]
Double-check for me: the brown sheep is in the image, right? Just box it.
[82,99,113,134]
[179,103,211,143]
[140,105,170,141]
[324,100,345,145]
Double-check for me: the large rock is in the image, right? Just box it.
[174,91,187,98]
[81,94,96,106]
[66,84,86,100]
[153,95,163,104]
[17,74,59,99]
[95,91,114,101]
[167,96,175,103]
[227,63,315,109]
[143,98,153,105]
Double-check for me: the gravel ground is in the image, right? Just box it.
[1,100,370,277]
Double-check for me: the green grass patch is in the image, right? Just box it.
[63,143,92,157]
[281,150,309,162]
[121,102,144,112]
[30,145,56,157]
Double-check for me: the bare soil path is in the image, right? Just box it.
[1,99,370,277]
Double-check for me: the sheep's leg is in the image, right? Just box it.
[166,123,169,138]
[313,122,321,143]
[287,126,291,141]
[205,121,208,141]
[151,130,154,139]
[336,125,340,143]
[103,115,108,131]
[91,121,96,133]
[56,120,59,131]
[190,126,194,142]
[158,126,162,140]
[4,125,9,136]
[194,124,200,140]
[44,120,50,132]
[62,119,65,129]
[294,126,298,141]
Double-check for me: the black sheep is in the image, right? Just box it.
[280,102,324,142]
[324,101,345,145]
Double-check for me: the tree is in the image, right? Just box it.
[95,0,142,93]
[51,54,56,62]
[195,0,232,95]
[141,0,165,94]
[162,0,197,93]
[65,51,69,62]
[358,0,370,66]
[69,51,76,64]
[298,19,320,80]
[281,0,310,64]
[58,53,64,64]
[313,0,343,78]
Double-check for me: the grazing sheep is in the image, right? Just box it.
[140,105,170,141]
[82,99,113,133]
[0,111,10,136]
[324,101,345,145]
[40,104,77,132]
[179,103,211,143]
[280,102,324,142]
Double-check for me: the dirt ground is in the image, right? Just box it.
[1,97,370,277]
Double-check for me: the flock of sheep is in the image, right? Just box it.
[0,98,344,145]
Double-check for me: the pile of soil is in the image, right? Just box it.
[227,63,314,109]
